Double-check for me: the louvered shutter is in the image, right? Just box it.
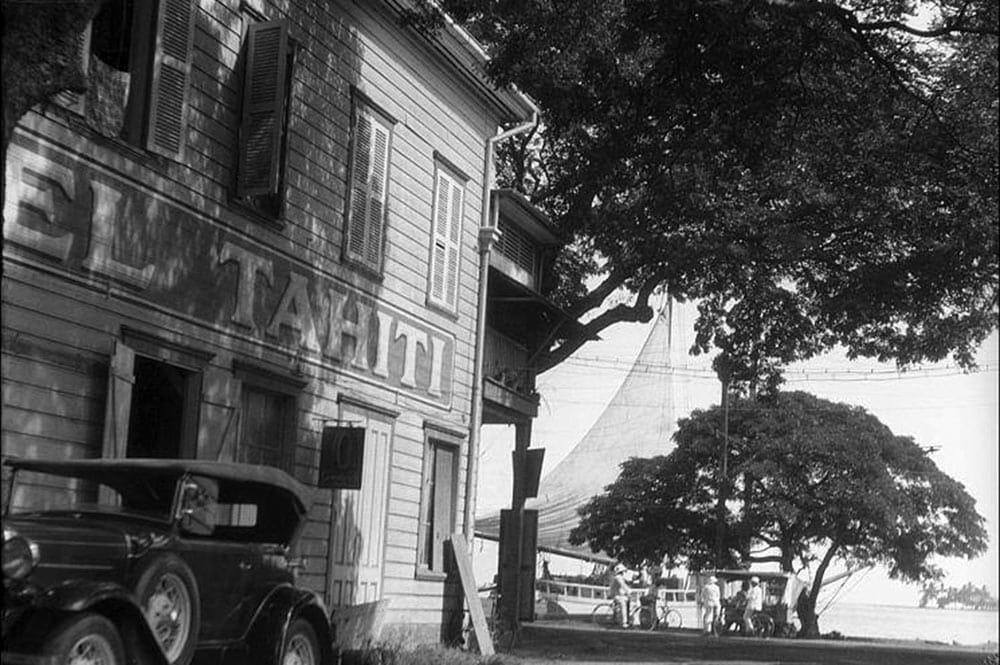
[347,109,390,271]
[145,0,196,158]
[429,171,463,308]
[236,20,290,197]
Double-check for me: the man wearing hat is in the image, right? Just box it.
[701,574,721,635]
[743,575,764,635]
[609,563,633,628]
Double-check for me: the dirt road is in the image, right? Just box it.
[508,620,995,665]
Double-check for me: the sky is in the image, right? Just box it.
[476,301,999,608]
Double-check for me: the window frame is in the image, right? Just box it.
[343,91,395,277]
[426,155,468,314]
[416,422,464,579]
[62,0,196,160]
[232,360,305,478]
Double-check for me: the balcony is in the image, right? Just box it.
[483,327,538,421]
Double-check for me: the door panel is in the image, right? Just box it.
[327,415,392,607]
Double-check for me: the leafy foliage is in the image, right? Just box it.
[569,391,987,634]
[427,0,999,388]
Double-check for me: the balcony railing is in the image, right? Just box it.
[484,328,535,396]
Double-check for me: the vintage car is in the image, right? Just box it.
[696,569,808,637]
[2,457,335,665]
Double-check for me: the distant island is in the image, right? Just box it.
[920,581,998,611]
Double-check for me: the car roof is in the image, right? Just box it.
[4,457,313,513]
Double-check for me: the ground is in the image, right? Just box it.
[504,620,996,665]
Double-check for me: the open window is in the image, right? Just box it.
[101,332,210,460]
[81,0,196,158]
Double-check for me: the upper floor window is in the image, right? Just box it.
[428,164,465,311]
[344,96,394,274]
[234,19,294,219]
[84,0,196,158]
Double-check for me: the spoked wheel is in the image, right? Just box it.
[134,554,199,665]
[662,608,683,629]
[590,602,615,626]
[43,612,125,665]
[282,619,319,665]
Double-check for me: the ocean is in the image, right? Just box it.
[674,602,998,647]
[819,603,999,647]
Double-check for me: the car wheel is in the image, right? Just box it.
[133,554,199,665]
[43,612,125,665]
[282,618,320,665]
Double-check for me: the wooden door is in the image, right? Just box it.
[326,414,392,607]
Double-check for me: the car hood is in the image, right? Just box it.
[5,515,169,586]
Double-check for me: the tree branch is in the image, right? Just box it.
[532,271,666,373]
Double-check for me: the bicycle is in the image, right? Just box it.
[460,591,520,653]
[644,597,683,631]
[591,592,681,630]
[717,607,774,638]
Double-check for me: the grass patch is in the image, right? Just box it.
[340,643,521,665]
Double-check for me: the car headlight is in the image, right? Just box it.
[2,532,39,580]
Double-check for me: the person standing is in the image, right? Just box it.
[743,576,764,635]
[701,575,721,635]
[609,563,633,628]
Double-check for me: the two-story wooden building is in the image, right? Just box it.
[2,0,536,643]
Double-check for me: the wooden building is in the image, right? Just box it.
[2,0,536,643]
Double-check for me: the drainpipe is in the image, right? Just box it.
[463,102,540,545]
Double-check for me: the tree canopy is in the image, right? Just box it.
[420,0,999,390]
[568,390,987,635]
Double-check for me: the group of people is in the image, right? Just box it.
[700,574,764,636]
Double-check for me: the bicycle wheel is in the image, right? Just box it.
[663,608,683,629]
[590,603,615,626]
[644,605,664,631]
[752,613,774,638]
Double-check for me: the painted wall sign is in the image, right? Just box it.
[3,138,456,405]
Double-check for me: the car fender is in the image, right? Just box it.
[13,581,168,665]
[244,585,335,665]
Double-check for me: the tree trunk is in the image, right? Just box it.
[797,590,821,638]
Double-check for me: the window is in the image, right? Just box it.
[234,19,294,218]
[233,361,303,476]
[344,96,393,274]
[81,0,196,158]
[239,384,294,473]
[417,427,462,575]
[428,164,465,311]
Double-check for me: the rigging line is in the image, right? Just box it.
[818,567,872,617]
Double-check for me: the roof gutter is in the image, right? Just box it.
[464,101,540,544]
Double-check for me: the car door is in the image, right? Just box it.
[176,538,255,643]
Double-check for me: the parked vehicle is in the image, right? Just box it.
[2,457,335,665]
[695,570,807,638]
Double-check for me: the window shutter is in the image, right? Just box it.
[101,340,136,459]
[429,171,463,308]
[236,20,290,197]
[145,0,196,158]
[347,109,390,270]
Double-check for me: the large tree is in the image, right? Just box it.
[568,391,988,636]
[415,0,999,390]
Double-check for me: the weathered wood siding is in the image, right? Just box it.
[3,0,516,643]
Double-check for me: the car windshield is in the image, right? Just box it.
[6,468,176,522]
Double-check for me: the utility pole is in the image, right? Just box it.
[713,366,731,569]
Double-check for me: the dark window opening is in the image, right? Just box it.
[86,0,155,142]
[126,356,190,459]
[239,384,294,473]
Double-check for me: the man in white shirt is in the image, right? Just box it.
[701,575,721,635]
[609,563,632,628]
[743,576,764,635]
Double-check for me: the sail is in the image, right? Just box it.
[477,301,683,559]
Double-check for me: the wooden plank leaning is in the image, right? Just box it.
[450,533,495,656]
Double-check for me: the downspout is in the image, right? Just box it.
[463,102,540,544]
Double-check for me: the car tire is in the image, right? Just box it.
[43,612,126,665]
[133,553,200,665]
[281,618,320,665]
